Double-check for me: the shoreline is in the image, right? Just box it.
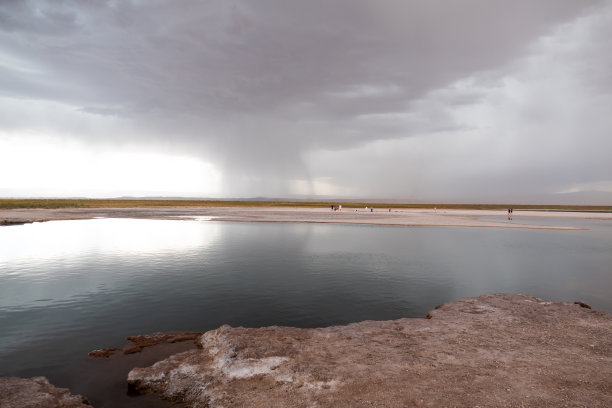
[1,206,610,230]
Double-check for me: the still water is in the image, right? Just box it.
[1,217,611,403]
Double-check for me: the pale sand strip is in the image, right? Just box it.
[1,207,610,230]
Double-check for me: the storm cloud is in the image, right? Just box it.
[1,0,610,201]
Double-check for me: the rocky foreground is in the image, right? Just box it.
[3,294,612,408]
[127,294,612,407]
[0,377,91,408]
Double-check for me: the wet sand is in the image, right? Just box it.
[1,206,610,230]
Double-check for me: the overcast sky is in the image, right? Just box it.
[1,0,611,203]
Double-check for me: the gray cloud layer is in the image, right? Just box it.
[1,0,610,201]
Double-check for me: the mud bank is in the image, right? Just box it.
[127,294,612,407]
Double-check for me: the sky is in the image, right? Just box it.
[1,0,611,203]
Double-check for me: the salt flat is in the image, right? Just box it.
[1,206,610,230]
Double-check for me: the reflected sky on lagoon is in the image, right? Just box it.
[0,217,611,401]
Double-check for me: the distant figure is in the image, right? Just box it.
[388,208,391,212]
[339,204,342,211]
[331,204,334,211]
[510,208,513,220]
[370,206,374,212]
[507,208,512,220]
[365,206,368,211]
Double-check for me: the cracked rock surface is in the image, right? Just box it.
[127,294,612,407]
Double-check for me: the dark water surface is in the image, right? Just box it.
[1,217,611,406]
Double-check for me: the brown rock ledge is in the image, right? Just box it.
[88,331,202,358]
[0,376,91,408]
[127,294,612,407]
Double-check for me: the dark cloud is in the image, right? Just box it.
[0,0,609,200]
[1,1,596,117]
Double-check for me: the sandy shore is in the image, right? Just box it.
[1,206,610,230]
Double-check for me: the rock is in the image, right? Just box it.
[123,332,202,354]
[575,301,592,309]
[0,219,32,226]
[88,332,202,358]
[127,294,612,407]
[0,376,91,408]
[88,348,121,358]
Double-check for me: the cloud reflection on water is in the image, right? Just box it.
[0,218,220,269]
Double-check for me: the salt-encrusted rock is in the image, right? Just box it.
[0,376,91,408]
[127,293,612,407]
